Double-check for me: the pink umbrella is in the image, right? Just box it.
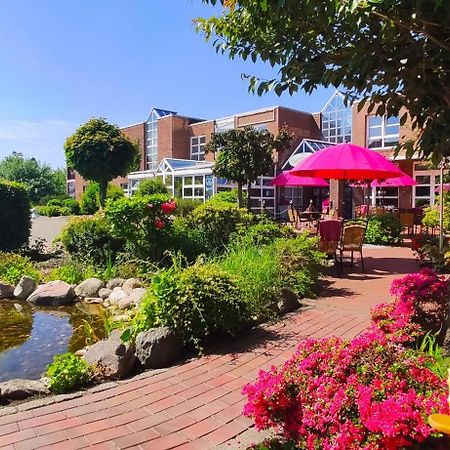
[371,173,417,187]
[270,171,329,187]
[290,143,403,180]
[435,183,450,193]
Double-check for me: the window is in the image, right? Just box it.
[145,109,175,170]
[190,136,206,161]
[413,163,440,207]
[372,187,399,207]
[321,92,352,143]
[367,115,400,149]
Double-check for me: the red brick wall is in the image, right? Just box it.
[189,121,215,162]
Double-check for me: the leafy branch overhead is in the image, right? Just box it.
[197,0,450,162]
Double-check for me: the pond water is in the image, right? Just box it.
[0,300,105,382]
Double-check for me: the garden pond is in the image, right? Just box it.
[0,299,105,382]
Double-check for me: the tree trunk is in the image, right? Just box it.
[98,180,108,209]
[247,182,252,211]
[237,182,243,208]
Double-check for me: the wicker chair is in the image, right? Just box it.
[337,224,366,272]
[399,212,414,237]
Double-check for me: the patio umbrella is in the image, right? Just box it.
[435,183,450,193]
[371,173,417,187]
[289,143,403,180]
[270,171,329,187]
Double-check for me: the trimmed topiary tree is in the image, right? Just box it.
[64,118,140,207]
[0,180,31,251]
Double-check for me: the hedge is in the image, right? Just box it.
[0,180,30,251]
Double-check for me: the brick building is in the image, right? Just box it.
[69,91,432,214]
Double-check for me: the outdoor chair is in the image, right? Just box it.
[399,212,414,237]
[287,204,298,227]
[317,219,343,261]
[337,223,366,272]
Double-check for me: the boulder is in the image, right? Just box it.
[0,283,14,299]
[98,288,112,300]
[85,297,103,304]
[27,281,76,306]
[75,278,105,298]
[122,278,141,294]
[108,288,127,305]
[106,278,125,290]
[117,288,146,309]
[83,329,135,379]
[277,289,300,314]
[135,327,181,369]
[0,379,49,400]
[14,276,37,300]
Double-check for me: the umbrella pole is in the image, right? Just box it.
[439,160,445,252]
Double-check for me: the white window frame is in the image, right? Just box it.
[413,163,440,207]
[190,136,206,161]
[367,115,400,150]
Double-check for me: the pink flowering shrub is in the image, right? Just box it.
[243,331,449,449]
[388,268,449,341]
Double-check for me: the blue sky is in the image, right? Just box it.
[0,0,333,168]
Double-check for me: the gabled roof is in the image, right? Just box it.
[155,158,214,173]
[282,139,335,171]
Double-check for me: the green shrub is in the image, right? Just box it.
[104,194,173,261]
[365,213,402,245]
[208,189,242,205]
[128,263,249,350]
[0,252,41,285]
[36,205,72,217]
[186,201,256,252]
[231,221,295,247]
[63,198,80,215]
[47,198,63,207]
[59,216,124,265]
[0,180,31,251]
[135,178,168,196]
[45,352,91,393]
[80,182,124,214]
[422,206,443,229]
[46,262,97,285]
[169,217,206,262]
[273,234,326,298]
[173,198,202,217]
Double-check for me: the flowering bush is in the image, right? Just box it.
[243,332,449,449]
[389,269,449,340]
[104,194,176,260]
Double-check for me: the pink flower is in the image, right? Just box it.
[161,200,176,215]
[154,219,165,229]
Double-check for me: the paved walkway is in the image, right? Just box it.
[0,246,418,450]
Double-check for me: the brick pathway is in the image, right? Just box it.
[0,246,418,450]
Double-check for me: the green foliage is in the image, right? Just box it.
[169,217,206,262]
[417,332,450,380]
[0,180,31,251]
[46,261,97,285]
[205,127,277,207]
[0,252,41,285]
[35,205,72,217]
[197,1,450,162]
[422,207,440,228]
[129,263,249,350]
[104,194,173,261]
[185,201,256,252]
[208,189,241,205]
[45,352,91,394]
[231,220,295,247]
[64,118,140,206]
[365,214,402,246]
[173,198,202,217]
[59,216,124,265]
[63,198,81,215]
[80,182,124,214]
[135,178,168,196]
[0,152,66,203]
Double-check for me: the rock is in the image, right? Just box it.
[85,297,103,304]
[83,329,135,379]
[108,288,127,305]
[13,276,37,300]
[117,288,146,310]
[0,283,14,299]
[75,278,105,298]
[98,288,112,300]
[27,281,76,306]
[106,278,125,290]
[112,314,130,322]
[74,347,87,357]
[122,278,141,294]
[135,327,181,369]
[13,303,23,312]
[103,300,111,307]
[0,379,49,400]
[277,289,300,314]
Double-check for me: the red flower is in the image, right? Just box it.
[154,219,165,229]
[161,200,176,215]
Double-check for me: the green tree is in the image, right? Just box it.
[0,152,66,203]
[205,126,290,209]
[135,178,168,196]
[197,0,450,162]
[64,118,140,207]
[80,182,125,215]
